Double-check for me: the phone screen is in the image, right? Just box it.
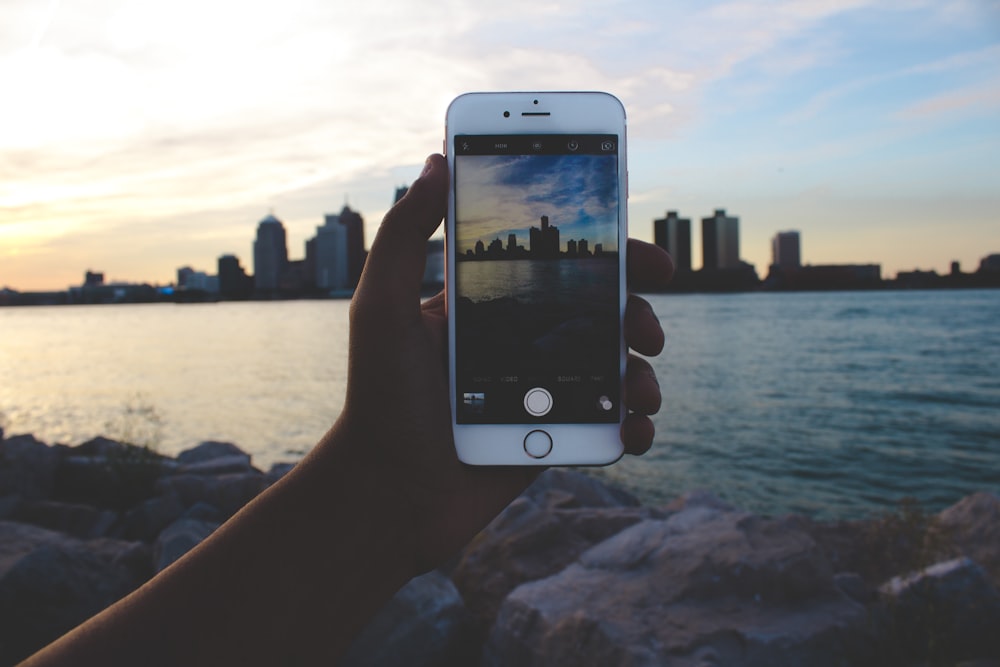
[453,133,622,425]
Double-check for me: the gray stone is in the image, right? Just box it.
[13,500,118,539]
[454,477,651,645]
[520,468,640,509]
[73,436,128,458]
[0,434,58,501]
[484,509,871,667]
[153,517,219,572]
[879,557,1000,663]
[265,462,297,486]
[153,472,267,518]
[53,454,168,510]
[937,492,1000,587]
[183,501,225,524]
[341,570,472,667]
[176,441,249,464]
[0,521,147,665]
[176,454,258,476]
[116,493,186,542]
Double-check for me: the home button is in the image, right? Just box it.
[523,430,553,459]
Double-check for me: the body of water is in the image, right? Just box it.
[1,289,997,518]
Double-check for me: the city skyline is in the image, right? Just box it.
[2,1,999,290]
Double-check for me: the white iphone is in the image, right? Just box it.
[445,91,628,465]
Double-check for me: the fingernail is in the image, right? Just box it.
[420,157,434,178]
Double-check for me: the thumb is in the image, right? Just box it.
[352,154,448,324]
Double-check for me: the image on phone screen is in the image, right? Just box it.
[453,134,622,425]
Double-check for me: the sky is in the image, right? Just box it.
[1,0,998,290]
[455,153,619,254]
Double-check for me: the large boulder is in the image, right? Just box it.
[12,500,118,540]
[115,493,187,543]
[937,492,1000,587]
[878,557,1000,664]
[177,441,250,465]
[153,472,267,518]
[453,470,651,643]
[484,507,872,667]
[52,452,170,510]
[153,518,219,572]
[0,434,58,501]
[342,570,473,667]
[0,521,148,665]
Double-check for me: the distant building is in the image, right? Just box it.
[980,254,1000,273]
[702,209,740,270]
[84,271,104,287]
[394,186,409,204]
[313,205,365,291]
[253,213,288,291]
[176,266,195,287]
[653,211,692,272]
[423,239,444,287]
[771,231,801,269]
[218,254,253,298]
[530,215,560,259]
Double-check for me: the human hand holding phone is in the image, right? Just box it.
[345,152,673,572]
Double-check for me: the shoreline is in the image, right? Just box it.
[2,430,999,664]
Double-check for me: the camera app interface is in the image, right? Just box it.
[454,134,621,425]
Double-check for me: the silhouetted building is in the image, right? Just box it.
[702,209,740,270]
[980,254,1000,273]
[84,271,104,287]
[253,213,288,291]
[394,186,409,204]
[218,254,253,298]
[315,212,350,291]
[653,211,692,272]
[530,215,560,259]
[567,239,578,257]
[176,266,195,287]
[772,231,801,269]
[423,239,444,288]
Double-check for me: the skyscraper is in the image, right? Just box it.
[529,215,560,259]
[702,209,740,270]
[772,231,801,268]
[314,205,366,290]
[653,211,692,272]
[218,254,252,298]
[253,213,288,291]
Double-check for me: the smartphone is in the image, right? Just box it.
[446,92,628,465]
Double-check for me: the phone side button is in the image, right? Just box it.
[523,430,553,459]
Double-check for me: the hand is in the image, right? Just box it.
[335,153,674,575]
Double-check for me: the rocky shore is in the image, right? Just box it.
[1,429,998,666]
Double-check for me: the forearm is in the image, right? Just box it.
[22,419,415,667]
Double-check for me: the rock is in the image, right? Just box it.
[341,570,473,667]
[0,521,147,665]
[13,500,118,539]
[0,434,58,501]
[183,501,225,524]
[153,517,219,572]
[177,441,250,465]
[453,471,652,645]
[53,454,169,510]
[265,462,297,486]
[878,557,1000,664]
[153,472,267,518]
[664,488,737,513]
[176,454,258,476]
[484,508,871,667]
[520,468,640,509]
[115,493,186,543]
[937,492,1000,587]
[73,436,128,458]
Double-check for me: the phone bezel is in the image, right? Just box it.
[445,91,628,466]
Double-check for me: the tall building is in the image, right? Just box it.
[253,213,288,291]
[394,186,409,204]
[772,231,801,268]
[314,205,366,290]
[218,254,252,298]
[653,211,692,272]
[529,215,560,259]
[702,209,740,270]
